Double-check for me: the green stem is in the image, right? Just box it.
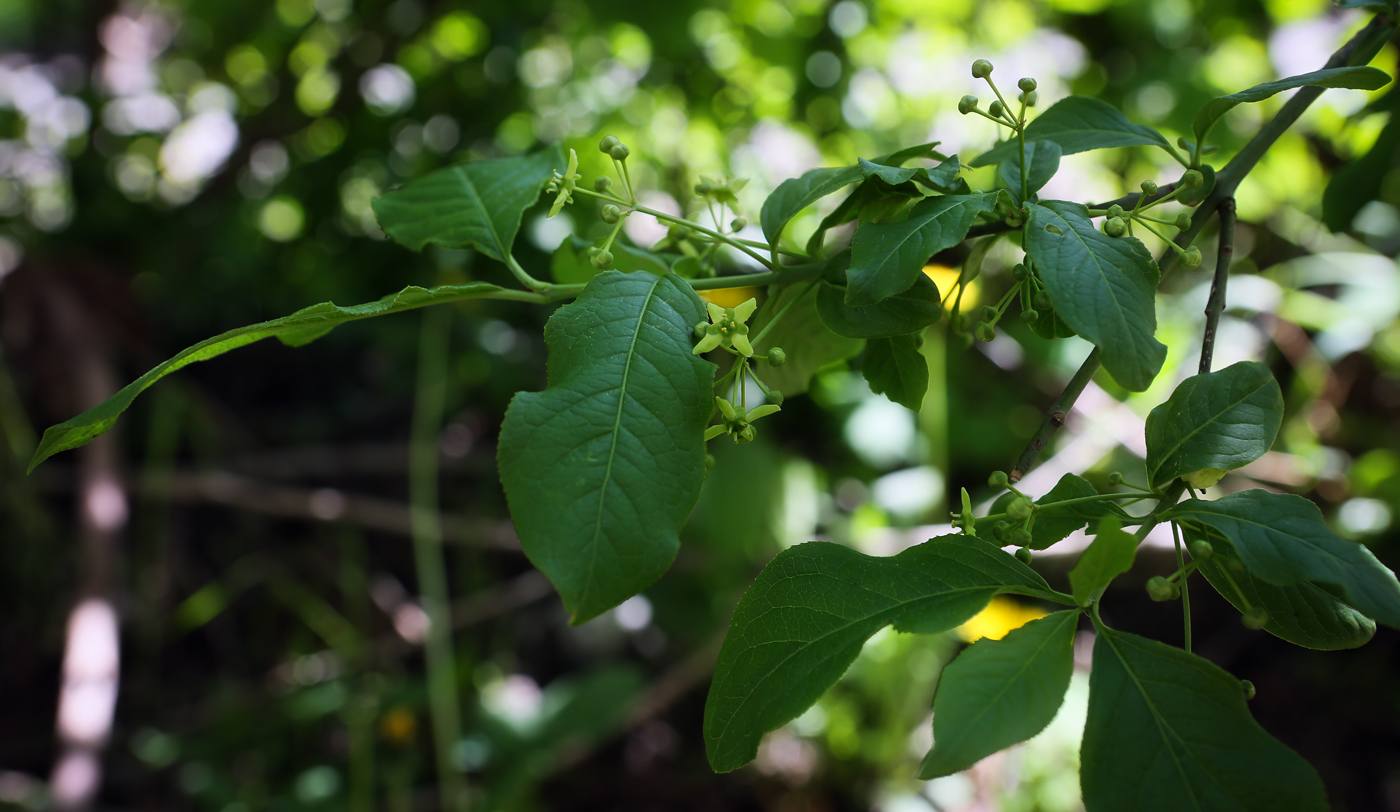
[504,253,550,293]
[1199,198,1236,375]
[1017,117,1030,205]
[1009,347,1099,482]
[410,307,467,812]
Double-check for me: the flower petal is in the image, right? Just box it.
[732,298,757,323]
[716,398,736,420]
[731,332,754,357]
[747,404,780,422]
[706,302,725,323]
[693,331,722,355]
[704,424,728,441]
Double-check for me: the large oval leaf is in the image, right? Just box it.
[1025,201,1166,391]
[972,96,1173,167]
[704,535,1060,773]
[1145,361,1284,489]
[815,274,941,338]
[760,165,865,246]
[861,334,928,410]
[28,282,507,473]
[1166,489,1400,629]
[999,140,1061,202]
[1082,627,1328,812]
[372,148,565,260]
[846,192,1001,307]
[498,271,715,624]
[1197,558,1375,650]
[919,610,1078,779]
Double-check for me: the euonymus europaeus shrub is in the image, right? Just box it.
[26,11,1400,809]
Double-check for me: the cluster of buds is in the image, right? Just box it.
[704,397,780,444]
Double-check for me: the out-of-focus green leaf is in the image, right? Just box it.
[751,283,862,395]
[973,97,1172,166]
[1193,67,1391,147]
[862,334,928,410]
[815,260,942,338]
[498,271,714,624]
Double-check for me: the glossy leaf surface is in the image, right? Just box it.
[847,192,1000,307]
[858,155,963,192]
[1145,361,1284,489]
[1082,628,1328,812]
[1167,490,1400,629]
[760,165,865,246]
[372,148,564,260]
[919,610,1078,778]
[498,271,715,624]
[862,334,929,410]
[1198,558,1375,650]
[816,269,942,339]
[1024,201,1166,391]
[704,535,1058,772]
[1000,140,1062,202]
[29,281,506,472]
[973,97,1172,166]
[1069,518,1138,606]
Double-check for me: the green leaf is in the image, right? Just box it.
[972,97,1172,167]
[815,258,942,338]
[847,192,1001,307]
[28,282,507,473]
[919,610,1079,779]
[1024,201,1166,391]
[1334,0,1396,7]
[1197,558,1375,650]
[1070,518,1138,606]
[1322,108,1400,231]
[1166,489,1400,629]
[760,165,866,246]
[858,155,963,192]
[751,282,863,396]
[372,148,565,260]
[1081,627,1328,812]
[551,235,674,284]
[497,271,715,624]
[1193,66,1391,147]
[1030,474,1130,550]
[1144,361,1284,489]
[999,140,1062,202]
[862,334,929,410]
[704,535,1060,773]
[801,144,944,256]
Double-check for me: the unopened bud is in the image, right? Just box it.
[1242,607,1269,629]
[1012,263,1027,281]
[731,217,747,232]
[1015,547,1033,565]
[1147,576,1177,602]
[958,95,979,115]
[590,249,614,269]
[1180,245,1202,270]
[1182,169,1203,189]
[988,470,1010,489]
[1175,212,1192,230]
[1241,680,1256,700]
[609,143,631,161]
[975,322,996,342]
[767,347,787,367]
[1189,539,1214,560]
[766,389,784,406]
[1141,179,1159,196]
[594,177,612,193]
[1107,472,1124,486]
[1021,90,1038,107]
[971,59,994,79]
[1105,217,1127,237]
[989,100,1005,119]
[599,135,620,154]
[1018,77,1037,93]
[601,204,622,224]
[1020,309,1039,323]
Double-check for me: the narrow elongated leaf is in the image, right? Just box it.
[858,155,963,192]
[704,535,1059,772]
[751,282,862,395]
[999,140,1062,202]
[1197,558,1375,650]
[1145,361,1284,489]
[1193,66,1391,146]
[1070,518,1138,606]
[760,165,865,246]
[973,97,1172,167]
[815,271,941,338]
[28,282,506,473]
[1024,201,1166,391]
[919,610,1079,778]
[1082,627,1328,812]
[847,192,1001,307]
[1166,489,1400,628]
[372,148,564,260]
[498,271,715,624]
[862,334,929,410]
[1029,474,1130,550]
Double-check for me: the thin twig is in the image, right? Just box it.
[1199,198,1236,375]
[1009,348,1099,483]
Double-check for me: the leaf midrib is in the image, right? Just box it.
[1148,376,1272,485]
[1043,205,1136,348]
[451,165,506,258]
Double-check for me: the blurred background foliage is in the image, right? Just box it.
[1,0,1400,809]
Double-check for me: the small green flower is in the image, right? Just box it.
[692,298,758,356]
[704,397,780,444]
[546,149,582,218]
[696,175,749,213]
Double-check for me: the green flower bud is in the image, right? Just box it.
[1034,291,1052,310]
[601,204,622,224]
[971,59,994,79]
[1012,263,1027,281]
[959,331,975,350]
[1020,308,1039,323]
[1015,546,1033,565]
[609,143,631,161]
[1189,539,1214,560]
[1018,77,1037,93]
[1182,169,1203,189]
[1241,680,1256,701]
[766,389,784,406]
[1147,576,1176,602]
[992,521,1008,541]
[1175,212,1192,230]
[1227,556,1247,573]
[594,176,612,193]
[1107,204,1125,218]
[1006,496,1033,521]
[1242,607,1269,630]
[1104,217,1127,237]
[731,217,747,232]
[980,305,999,322]
[590,249,614,269]
[958,95,979,115]
[1177,136,1192,150]
[599,135,620,154]
[1140,179,1158,196]
[1021,90,1038,107]
[1107,471,1124,486]
[989,100,1005,119]
[975,322,996,342]
[767,347,787,367]
[694,181,712,196]
[988,470,1010,489]
[1011,528,1032,547]
[694,321,709,339]
[705,453,716,469]
[1180,245,1202,270]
